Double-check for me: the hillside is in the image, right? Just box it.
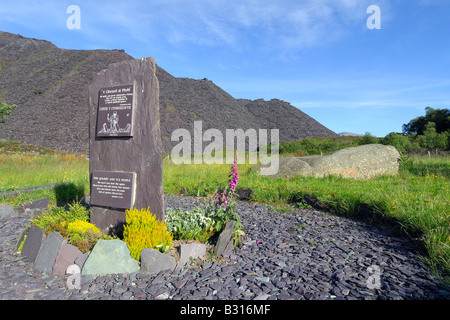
[0,31,338,154]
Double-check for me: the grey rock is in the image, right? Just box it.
[252,157,312,178]
[178,243,206,267]
[52,244,83,276]
[253,293,272,300]
[305,144,401,179]
[34,232,66,274]
[75,252,90,269]
[81,239,139,275]
[140,248,176,274]
[16,198,50,215]
[253,144,401,180]
[21,226,45,264]
[0,204,15,217]
[215,220,235,258]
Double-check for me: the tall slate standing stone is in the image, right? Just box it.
[89,57,164,233]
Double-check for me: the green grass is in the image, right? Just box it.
[1,148,449,284]
[0,151,89,207]
[162,154,450,283]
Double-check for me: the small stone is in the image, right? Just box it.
[253,293,271,300]
[140,248,176,274]
[255,276,270,283]
[178,243,206,267]
[154,291,170,300]
[120,291,133,300]
[296,285,306,295]
[332,271,345,281]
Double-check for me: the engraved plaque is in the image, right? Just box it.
[96,85,134,137]
[90,171,136,209]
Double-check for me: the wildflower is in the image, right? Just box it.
[215,154,239,211]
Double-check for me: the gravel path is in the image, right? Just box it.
[1,195,449,300]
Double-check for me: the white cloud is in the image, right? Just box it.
[0,0,392,54]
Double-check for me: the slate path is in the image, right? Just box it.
[1,196,449,300]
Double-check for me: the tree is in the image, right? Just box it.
[355,132,379,145]
[380,132,419,153]
[402,107,450,135]
[418,122,449,150]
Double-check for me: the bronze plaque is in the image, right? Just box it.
[90,171,136,209]
[96,85,134,137]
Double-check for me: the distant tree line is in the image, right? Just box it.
[275,107,449,156]
[380,107,449,153]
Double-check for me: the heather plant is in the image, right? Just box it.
[66,220,100,234]
[123,207,173,260]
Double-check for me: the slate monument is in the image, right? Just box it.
[89,57,164,234]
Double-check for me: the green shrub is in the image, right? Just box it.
[31,202,113,253]
[165,206,219,242]
[355,132,379,145]
[123,207,173,260]
[0,99,17,126]
[31,202,89,234]
[380,132,419,153]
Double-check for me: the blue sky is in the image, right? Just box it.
[1,0,449,137]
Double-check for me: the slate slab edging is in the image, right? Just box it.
[33,231,67,274]
[21,225,45,264]
[15,205,240,278]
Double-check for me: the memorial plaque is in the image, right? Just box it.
[89,57,164,234]
[96,84,134,137]
[90,171,136,209]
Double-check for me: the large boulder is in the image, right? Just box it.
[306,144,401,179]
[252,157,312,179]
[253,144,401,180]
